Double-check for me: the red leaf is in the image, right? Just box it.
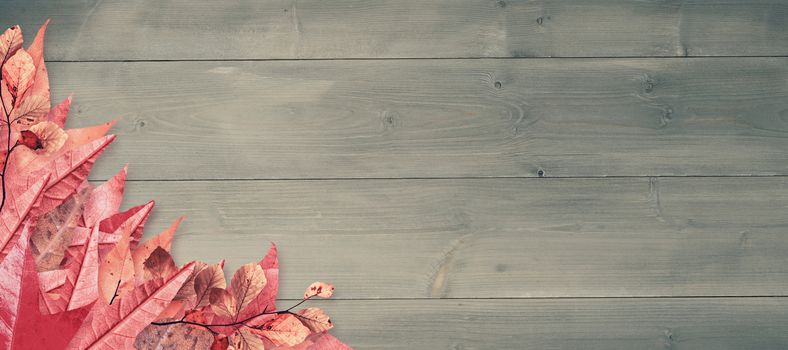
[254,313,310,347]
[2,48,35,101]
[40,226,100,314]
[98,200,154,245]
[66,262,195,349]
[83,165,127,226]
[188,261,225,309]
[17,135,116,218]
[0,25,23,63]
[211,334,229,350]
[0,175,49,260]
[47,95,71,127]
[25,20,49,102]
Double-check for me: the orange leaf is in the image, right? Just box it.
[255,313,310,347]
[304,282,334,299]
[66,262,195,349]
[131,216,183,285]
[296,308,333,333]
[2,48,35,101]
[98,225,135,304]
[142,247,178,281]
[0,25,23,63]
[209,287,236,318]
[83,165,127,226]
[230,263,266,315]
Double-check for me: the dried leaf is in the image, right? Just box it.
[230,263,266,317]
[132,216,183,285]
[296,308,333,333]
[191,262,226,309]
[29,121,68,154]
[66,263,195,349]
[31,188,89,271]
[143,247,178,281]
[255,313,310,347]
[98,226,135,304]
[0,25,23,63]
[304,282,334,299]
[230,328,266,350]
[83,165,127,226]
[2,48,35,101]
[134,323,213,350]
[209,287,236,318]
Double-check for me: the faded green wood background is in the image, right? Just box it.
[3,0,788,348]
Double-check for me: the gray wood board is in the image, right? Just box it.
[51,58,788,180]
[315,298,788,349]
[112,177,788,299]
[2,0,787,60]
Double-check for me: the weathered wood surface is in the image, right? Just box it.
[53,58,788,180]
[112,177,788,299]
[316,298,788,349]
[2,0,787,60]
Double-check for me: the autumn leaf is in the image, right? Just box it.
[231,327,266,350]
[2,48,34,101]
[238,244,279,324]
[0,25,23,63]
[143,247,178,281]
[98,200,155,245]
[28,121,68,154]
[9,94,48,127]
[134,323,213,350]
[40,225,100,314]
[304,282,334,299]
[30,187,89,271]
[255,313,310,347]
[48,95,71,127]
[189,261,225,309]
[0,175,49,260]
[24,19,49,102]
[83,165,127,226]
[132,216,183,285]
[66,262,195,349]
[296,308,333,333]
[230,263,267,317]
[0,225,32,349]
[98,225,135,304]
[209,287,237,318]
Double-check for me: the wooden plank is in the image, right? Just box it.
[114,177,788,299]
[313,298,788,349]
[2,0,787,60]
[50,58,788,180]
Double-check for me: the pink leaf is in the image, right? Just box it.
[230,327,266,350]
[98,226,135,304]
[2,48,35,101]
[304,282,334,299]
[41,226,100,314]
[98,200,154,245]
[25,20,49,102]
[296,308,333,333]
[66,262,195,350]
[47,95,71,127]
[0,225,32,349]
[83,165,127,226]
[0,25,23,63]
[0,175,49,260]
[254,313,310,347]
[209,287,236,318]
[238,244,279,324]
[229,263,266,315]
[31,188,90,271]
[142,247,178,281]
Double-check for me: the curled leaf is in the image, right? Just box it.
[304,282,334,299]
[28,121,68,154]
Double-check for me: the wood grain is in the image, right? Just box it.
[2,0,787,60]
[52,58,788,180]
[110,177,788,299]
[315,298,788,349]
